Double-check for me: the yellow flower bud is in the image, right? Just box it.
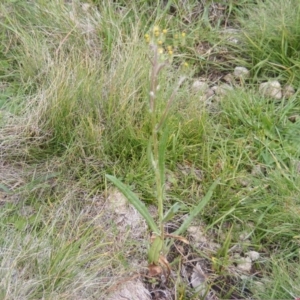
[167,45,172,51]
[153,25,160,32]
[181,32,186,37]
[162,29,167,34]
[168,50,173,56]
[158,48,164,54]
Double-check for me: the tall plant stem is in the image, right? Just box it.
[152,126,164,237]
[149,44,167,238]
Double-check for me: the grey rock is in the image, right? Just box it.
[234,66,250,79]
[237,257,252,272]
[223,73,235,83]
[282,85,295,98]
[246,251,260,261]
[108,280,151,300]
[259,81,282,100]
[212,84,233,96]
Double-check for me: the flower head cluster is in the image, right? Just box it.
[144,25,187,64]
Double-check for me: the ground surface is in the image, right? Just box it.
[1,1,300,299]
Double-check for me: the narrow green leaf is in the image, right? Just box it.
[174,178,220,235]
[216,225,233,258]
[162,202,183,223]
[106,174,159,234]
[158,126,169,188]
[148,236,163,264]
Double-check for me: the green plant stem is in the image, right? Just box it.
[149,43,168,238]
[152,127,164,236]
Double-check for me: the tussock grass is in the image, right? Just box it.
[236,0,300,84]
[0,0,300,299]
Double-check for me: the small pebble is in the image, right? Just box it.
[282,85,295,98]
[259,81,282,100]
[212,84,233,96]
[246,251,260,261]
[234,66,250,79]
[237,257,252,272]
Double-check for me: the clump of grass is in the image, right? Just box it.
[236,0,300,84]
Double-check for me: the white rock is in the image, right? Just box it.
[237,257,252,272]
[212,84,233,96]
[246,251,260,261]
[259,81,282,100]
[234,66,250,79]
[282,85,295,98]
[107,280,151,300]
[192,80,209,94]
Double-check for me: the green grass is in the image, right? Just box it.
[0,180,132,299]
[0,0,300,299]
[234,0,300,85]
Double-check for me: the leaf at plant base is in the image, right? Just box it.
[174,178,220,235]
[216,225,232,259]
[148,235,163,265]
[162,202,183,223]
[158,255,171,279]
[148,263,162,277]
[105,174,159,234]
